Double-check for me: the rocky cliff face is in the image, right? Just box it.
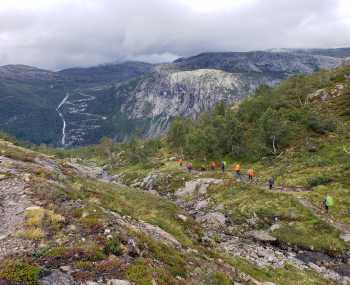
[117,68,259,137]
[1,48,350,146]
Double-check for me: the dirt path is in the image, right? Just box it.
[297,198,350,241]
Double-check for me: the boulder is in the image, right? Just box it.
[248,230,277,242]
[41,270,77,285]
[175,178,223,197]
[176,214,188,222]
[127,238,141,257]
[197,212,226,229]
[140,222,181,247]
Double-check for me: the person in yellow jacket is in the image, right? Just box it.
[247,168,255,182]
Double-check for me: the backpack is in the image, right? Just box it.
[326,196,334,207]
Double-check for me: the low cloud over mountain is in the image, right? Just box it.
[0,0,349,70]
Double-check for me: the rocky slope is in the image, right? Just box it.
[1,48,350,146]
[0,137,345,285]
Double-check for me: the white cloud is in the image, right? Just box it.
[0,0,349,70]
[176,0,256,13]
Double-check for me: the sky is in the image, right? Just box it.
[0,0,349,70]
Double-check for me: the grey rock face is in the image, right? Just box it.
[117,68,254,137]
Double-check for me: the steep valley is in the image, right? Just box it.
[1,48,350,146]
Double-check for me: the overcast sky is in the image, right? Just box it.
[0,0,349,70]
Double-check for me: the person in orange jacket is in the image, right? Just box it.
[234,163,241,179]
[247,168,255,182]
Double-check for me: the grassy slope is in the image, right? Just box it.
[5,66,349,284]
[0,140,332,285]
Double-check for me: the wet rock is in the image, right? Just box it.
[41,270,77,285]
[197,212,226,229]
[247,230,276,242]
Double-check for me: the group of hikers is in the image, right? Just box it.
[176,158,333,213]
[176,159,275,189]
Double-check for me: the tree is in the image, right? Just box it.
[167,117,190,156]
[257,108,290,155]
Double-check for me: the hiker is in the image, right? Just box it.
[323,194,334,213]
[268,177,275,190]
[186,162,193,173]
[247,168,255,182]
[234,163,241,179]
[178,159,183,167]
[210,161,216,171]
[221,161,226,173]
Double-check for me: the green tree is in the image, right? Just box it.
[167,117,191,155]
[257,108,291,155]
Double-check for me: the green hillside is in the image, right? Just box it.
[1,65,349,284]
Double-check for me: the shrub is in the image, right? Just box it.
[0,260,41,285]
[308,176,333,188]
[126,258,153,285]
[307,114,337,134]
[17,228,45,240]
[206,272,234,285]
[104,236,122,256]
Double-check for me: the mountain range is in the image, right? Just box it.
[1,48,350,146]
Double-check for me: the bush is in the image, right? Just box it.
[206,272,234,285]
[307,114,337,134]
[104,236,122,256]
[0,260,41,284]
[126,258,154,285]
[308,176,333,188]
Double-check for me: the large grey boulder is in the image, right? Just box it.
[196,212,226,229]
